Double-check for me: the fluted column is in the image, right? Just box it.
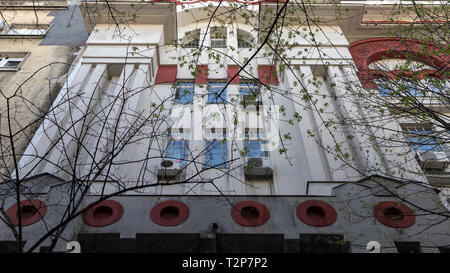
[18,63,94,177]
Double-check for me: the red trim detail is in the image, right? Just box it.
[150,200,190,226]
[373,201,415,228]
[258,65,279,85]
[231,201,270,227]
[296,200,337,227]
[348,38,449,88]
[83,200,124,227]
[228,65,240,84]
[195,65,208,84]
[6,199,47,226]
[155,65,177,85]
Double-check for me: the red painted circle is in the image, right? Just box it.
[373,201,415,228]
[83,200,123,227]
[231,201,270,227]
[296,200,337,227]
[150,200,189,226]
[6,199,47,226]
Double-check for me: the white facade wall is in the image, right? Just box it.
[16,7,438,196]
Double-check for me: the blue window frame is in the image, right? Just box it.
[205,138,228,168]
[240,80,259,96]
[244,132,268,158]
[376,78,443,97]
[207,81,227,103]
[375,79,391,96]
[404,127,443,152]
[174,80,194,104]
[165,133,189,166]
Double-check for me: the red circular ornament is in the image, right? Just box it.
[373,201,415,228]
[83,200,124,227]
[6,199,48,226]
[150,200,189,226]
[231,201,270,227]
[296,200,337,227]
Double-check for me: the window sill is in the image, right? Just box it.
[203,166,229,170]
[0,34,46,39]
[0,67,20,71]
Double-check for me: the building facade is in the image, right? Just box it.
[0,0,449,253]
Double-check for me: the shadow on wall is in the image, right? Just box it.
[40,4,89,46]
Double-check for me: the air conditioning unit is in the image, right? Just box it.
[244,157,273,180]
[416,151,449,170]
[242,95,262,110]
[157,159,184,181]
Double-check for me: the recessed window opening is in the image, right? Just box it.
[93,206,114,220]
[18,205,37,220]
[160,206,180,220]
[205,131,228,168]
[402,126,444,153]
[164,131,189,167]
[383,207,404,221]
[240,79,260,96]
[182,29,200,48]
[237,29,254,48]
[207,80,227,103]
[244,128,268,158]
[240,206,260,219]
[174,80,195,104]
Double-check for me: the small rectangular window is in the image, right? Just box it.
[237,29,254,48]
[375,79,391,96]
[174,80,195,104]
[207,80,227,103]
[205,133,228,168]
[165,132,189,166]
[240,79,259,96]
[4,60,21,67]
[0,53,28,70]
[182,29,200,48]
[210,27,227,48]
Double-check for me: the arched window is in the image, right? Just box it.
[349,38,448,91]
[237,29,254,48]
[181,29,200,48]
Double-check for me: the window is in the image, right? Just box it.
[205,133,228,168]
[237,29,254,48]
[244,130,268,158]
[0,24,49,36]
[0,53,28,70]
[174,80,194,104]
[375,79,391,96]
[376,78,443,97]
[240,79,259,96]
[164,132,189,166]
[403,127,444,152]
[210,27,227,48]
[207,80,227,103]
[182,29,200,48]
